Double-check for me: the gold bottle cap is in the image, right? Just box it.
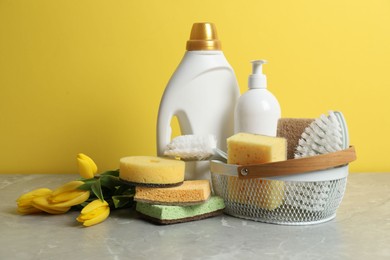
[186,22,221,51]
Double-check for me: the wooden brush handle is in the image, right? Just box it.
[237,146,357,179]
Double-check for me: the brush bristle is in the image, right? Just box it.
[164,135,217,160]
[294,111,344,158]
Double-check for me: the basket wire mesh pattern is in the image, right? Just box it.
[211,173,347,225]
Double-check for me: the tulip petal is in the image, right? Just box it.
[50,190,87,203]
[35,207,69,215]
[53,190,90,208]
[16,188,52,201]
[16,188,52,207]
[51,181,85,196]
[32,196,70,214]
[81,199,108,214]
[32,196,71,211]
[78,153,98,175]
[17,206,43,215]
[81,207,110,227]
[77,157,94,179]
[77,206,107,222]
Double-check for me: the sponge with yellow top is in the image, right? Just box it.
[119,156,185,187]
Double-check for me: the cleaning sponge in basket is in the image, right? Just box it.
[226,133,287,210]
[227,133,287,165]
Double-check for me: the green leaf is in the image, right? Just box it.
[112,195,134,209]
[77,179,96,191]
[100,175,123,190]
[115,184,135,196]
[122,187,135,196]
[100,170,119,177]
[91,179,104,201]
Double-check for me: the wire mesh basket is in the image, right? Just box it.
[210,146,356,225]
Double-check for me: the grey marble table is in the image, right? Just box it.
[0,173,389,260]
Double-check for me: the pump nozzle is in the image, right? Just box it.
[252,60,267,74]
[249,60,267,89]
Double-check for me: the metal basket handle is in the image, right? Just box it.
[237,146,357,179]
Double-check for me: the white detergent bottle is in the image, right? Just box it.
[234,60,281,136]
[157,22,239,180]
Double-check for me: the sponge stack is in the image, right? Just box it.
[119,155,225,224]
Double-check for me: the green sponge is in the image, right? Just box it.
[136,196,225,224]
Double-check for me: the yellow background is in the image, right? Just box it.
[0,0,389,173]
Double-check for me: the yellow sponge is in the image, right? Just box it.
[135,180,211,205]
[226,133,287,210]
[119,156,185,187]
[227,177,285,210]
[227,132,287,165]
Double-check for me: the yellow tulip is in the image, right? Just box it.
[17,206,43,215]
[17,181,91,215]
[77,199,110,227]
[16,188,52,214]
[32,195,71,214]
[51,181,85,196]
[49,181,90,208]
[77,153,98,179]
[17,188,52,207]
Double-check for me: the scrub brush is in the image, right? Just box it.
[294,111,349,158]
[164,135,227,161]
[286,111,349,212]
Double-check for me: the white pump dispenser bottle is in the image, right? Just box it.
[234,60,281,136]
